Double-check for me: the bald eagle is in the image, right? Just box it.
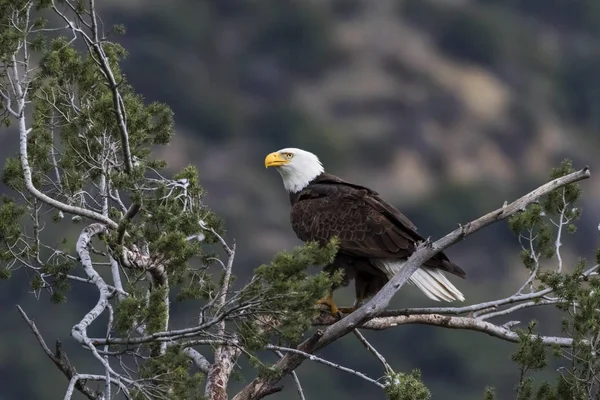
[265,148,466,314]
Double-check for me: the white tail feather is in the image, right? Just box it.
[373,260,465,302]
[409,268,465,302]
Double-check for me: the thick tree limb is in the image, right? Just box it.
[205,236,240,400]
[72,224,111,345]
[205,345,241,400]
[71,224,138,395]
[232,167,591,400]
[181,347,211,375]
[315,313,578,346]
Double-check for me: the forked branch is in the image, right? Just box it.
[17,306,101,400]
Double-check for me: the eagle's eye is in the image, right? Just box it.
[284,153,294,160]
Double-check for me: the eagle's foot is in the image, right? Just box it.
[337,306,358,314]
[316,293,339,315]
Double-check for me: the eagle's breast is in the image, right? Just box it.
[290,183,369,247]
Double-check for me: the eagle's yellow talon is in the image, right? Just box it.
[316,292,339,315]
[337,296,363,314]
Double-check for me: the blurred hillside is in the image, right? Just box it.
[2,0,600,399]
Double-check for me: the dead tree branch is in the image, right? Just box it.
[17,306,101,400]
[205,232,241,400]
[266,345,385,389]
[315,313,579,347]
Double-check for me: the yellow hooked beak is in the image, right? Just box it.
[265,152,290,168]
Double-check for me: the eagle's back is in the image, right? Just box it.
[289,173,465,278]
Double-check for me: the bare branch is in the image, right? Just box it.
[71,223,111,345]
[87,316,230,345]
[267,345,385,389]
[181,347,211,375]
[273,349,308,400]
[381,287,554,317]
[205,237,240,400]
[62,373,131,400]
[17,306,101,400]
[291,371,306,400]
[353,329,393,375]
[71,224,141,394]
[67,274,128,298]
[477,299,558,321]
[315,313,578,347]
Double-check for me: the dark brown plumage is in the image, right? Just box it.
[265,148,466,314]
[289,173,465,302]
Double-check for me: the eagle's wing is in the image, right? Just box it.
[291,176,465,278]
[291,182,416,258]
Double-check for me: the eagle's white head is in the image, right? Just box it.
[265,148,324,193]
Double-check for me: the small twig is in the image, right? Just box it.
[216,241,236,311]
[353,329,393,375]
[516,228,541,294]
[274,350,305,400]
[267,345,385,389]
[383,287,554,318]
[66,274,128,298]
[477,299,558,321]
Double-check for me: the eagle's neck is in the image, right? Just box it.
[278,163,324,194]
[288,173,329,205]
